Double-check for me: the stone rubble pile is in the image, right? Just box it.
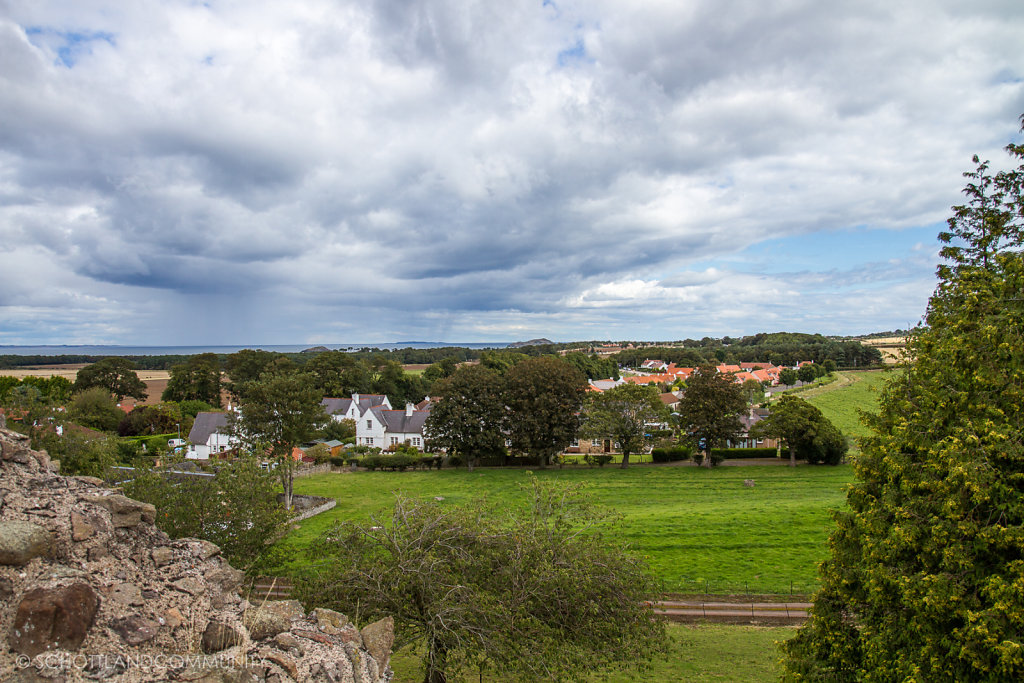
[0,426,393,682]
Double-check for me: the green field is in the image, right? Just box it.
[389,623,793,682]
[799,369,893,439]
[286,464,852,594]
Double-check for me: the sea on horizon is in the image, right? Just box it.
[0,342,510,357]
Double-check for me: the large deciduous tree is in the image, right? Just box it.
[74,357,147,402]
[505,356,587,467]
[231,372,328,510]
[162,353,223,407]
[782,119,1024,680]
[304,350,371,398]
[223,349,288,400]
[580,383,668,469]
[424,365,506,471]
[676,366,746,467]
[298,479,666,683]
[751,395,846,467]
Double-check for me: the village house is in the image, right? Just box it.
[185,411,238,460]
[356,402,430,450]
[320,393,391,422]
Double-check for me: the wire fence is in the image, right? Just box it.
[668,579,819,597]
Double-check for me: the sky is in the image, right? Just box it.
[1,0,1023,346]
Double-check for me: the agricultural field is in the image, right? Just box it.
[389,623,793,682]
[284,464,853,594]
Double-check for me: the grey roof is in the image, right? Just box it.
[357,395,388,414]
[737,413,763,434]
[188,412,230,445]
[321,398,353,416]
[372,405,431,435]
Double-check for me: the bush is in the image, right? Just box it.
[691,449,725,466]
[329,456,346,467]
[584,454,614,467]
[650,445,693,462]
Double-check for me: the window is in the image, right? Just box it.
[367,420,373,429]
[591,439,602,447]
[412,437,421,447]
[390,437,399,445]
[571,438,579,447]
[366,437,374,445]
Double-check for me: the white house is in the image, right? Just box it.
[186,411,239,460]
[356,403,430,450]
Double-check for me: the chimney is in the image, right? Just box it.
[405,403,414,417]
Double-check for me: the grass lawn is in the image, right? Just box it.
[388,623,793,682]
[284,464,852,594]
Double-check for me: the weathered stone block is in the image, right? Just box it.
[201,621,243,653]
[244,607,291,641]
[9,582,100,656]
[261,599,305,622]
[151,546,175,567]
[206,565,244,594]
[70,510,97,541]
[360,616,394,672]
[312,607,349,635]
[110,615,160,645]
[0,520,53,566]
[81,494,156,527]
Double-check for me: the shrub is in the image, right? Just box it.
[691,449,724,466]
[584,454,614,467]
[329,456,346,467]
[651,445,693,462]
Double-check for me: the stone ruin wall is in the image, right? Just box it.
[0,426,393,682]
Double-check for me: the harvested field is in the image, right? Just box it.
[0,367,173,407]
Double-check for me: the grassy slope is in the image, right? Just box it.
[389,624,793,682]
[799,369,893,439]
[287,465,851,594]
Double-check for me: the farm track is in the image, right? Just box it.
[248,579,811,625]
[654,599,810,624]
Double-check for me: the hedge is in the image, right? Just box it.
[651,446,693,462]
[710,447,781,460]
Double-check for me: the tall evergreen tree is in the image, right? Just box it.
[782,117,1024,680]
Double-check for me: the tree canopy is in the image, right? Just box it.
[505,356,587,467]
[298,479,666,683]
[580,383,668,469]
[74,357,147,402]
[424,364,506,470]
[782,117,1024,680]
[676,366,746,467]
[751,395,846,466]
[162,353,223,407]
[231,371,328,509]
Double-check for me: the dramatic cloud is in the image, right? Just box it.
[1,0,1022,344]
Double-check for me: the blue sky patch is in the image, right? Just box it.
[25,27,115,68]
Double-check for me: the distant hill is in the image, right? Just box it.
[507,338,554,348]
[300,346,331,354]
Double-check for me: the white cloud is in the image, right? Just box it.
[0,1,1021,343]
